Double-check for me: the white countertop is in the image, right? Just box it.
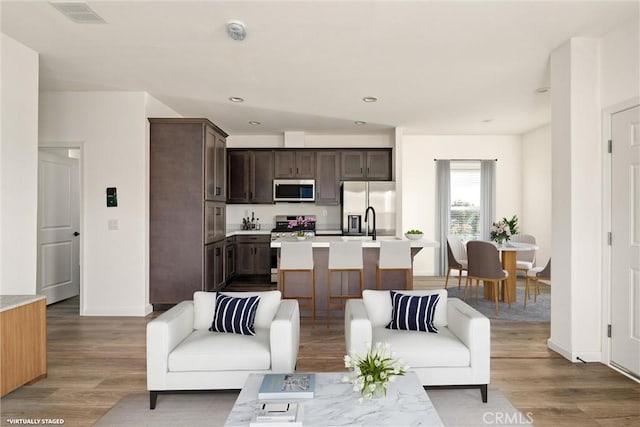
[226,230,271,237]
[270,235,439,248]
[0,294,46,312]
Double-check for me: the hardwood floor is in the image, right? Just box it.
[1,278,638,427]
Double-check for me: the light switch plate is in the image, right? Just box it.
[108,219,119,231]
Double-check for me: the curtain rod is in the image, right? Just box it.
[433,158,498,161]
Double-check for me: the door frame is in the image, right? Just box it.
[38,141,84,315]
[601,97,640,382]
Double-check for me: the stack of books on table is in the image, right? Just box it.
[250,402,302,427]
[257,373,315,400]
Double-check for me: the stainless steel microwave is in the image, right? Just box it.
[273,179,316,202]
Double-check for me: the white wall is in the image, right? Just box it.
[0,34,39,295]
[521,124,552,266]
[39,92,180,315]
[550,38,603,362]
[401,135,523,275]
[601,18,640,109]
[228,133,393,148]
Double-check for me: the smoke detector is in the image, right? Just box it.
[227,21,246,41]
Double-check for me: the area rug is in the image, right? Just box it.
[95,386,528,427]
[445,285,549,322]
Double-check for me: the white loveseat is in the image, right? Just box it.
[147,290,300,409]
[345,289,490,402]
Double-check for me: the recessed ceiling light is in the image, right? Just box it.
[482,119,493,123]
[249,121,261,125]
[535,86,551,93]
[362,96,378,103]
[229,97,244,103]
[354,121,366,125]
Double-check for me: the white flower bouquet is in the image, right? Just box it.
[343,342,408,401]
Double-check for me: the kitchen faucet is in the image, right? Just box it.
[364,206,376,240]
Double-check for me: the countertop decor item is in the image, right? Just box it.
[288,216,316,238]
[343,342,407,401]
[405,229,424,240]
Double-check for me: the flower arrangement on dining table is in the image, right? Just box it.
[490,214,519,244]
[343,342,408,401]
[287,215,316,237]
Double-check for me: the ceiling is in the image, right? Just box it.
[1,1,637,136]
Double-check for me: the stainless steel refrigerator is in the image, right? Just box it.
[341,182,396,236]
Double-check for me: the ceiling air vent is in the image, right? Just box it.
[50,1,106,24]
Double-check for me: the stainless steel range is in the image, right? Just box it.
[270,215,316,283]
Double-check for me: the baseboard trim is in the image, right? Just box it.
[547,339,602,363]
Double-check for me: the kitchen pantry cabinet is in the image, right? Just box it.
[315,151,341,205]
[340,150,391,180]
[274,151,315,178]
[227,150,274,204]
[235,235,271,276]
[149,118,227,305]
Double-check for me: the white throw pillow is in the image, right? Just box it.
[362,289,448,328]
[193,290,282,330]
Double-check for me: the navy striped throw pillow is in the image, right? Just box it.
[209,293,260,335]
[386,291,439,333]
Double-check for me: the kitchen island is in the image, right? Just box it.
[271,236,439,318]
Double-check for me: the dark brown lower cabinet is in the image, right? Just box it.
[225,237,236,283]
[205,240,225,292]
[235,235,271,275]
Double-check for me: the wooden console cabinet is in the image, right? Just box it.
[1,295,47,397]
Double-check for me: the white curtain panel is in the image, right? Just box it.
[480,160,496,241]
[435,160,450,276]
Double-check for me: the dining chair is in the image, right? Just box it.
[525,258,551,308]
[510,233,536,274]
[278,241,316,324]
[465,240,510,316]
[376,240,413,290]
[445,234,468,289]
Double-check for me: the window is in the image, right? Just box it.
[449,161,481,241]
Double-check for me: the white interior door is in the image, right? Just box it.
[37,150,80,305]
[611,105,640,378]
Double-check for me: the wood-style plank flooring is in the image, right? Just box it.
[1,277,638,427]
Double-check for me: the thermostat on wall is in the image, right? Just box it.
[106,187,117,207]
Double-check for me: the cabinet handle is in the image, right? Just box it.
[216,247,221,256]
[216,187,221,195]
[360,167,363,174]
[216,207,222,215]
[249,191,253,199]
[296,167,299,174]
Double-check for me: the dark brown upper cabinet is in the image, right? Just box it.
[315,151,341,205]
[340,150,391,181]
[274,150,315,178]
[227,150,274,204]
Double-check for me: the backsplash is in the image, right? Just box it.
[226,204,341,231]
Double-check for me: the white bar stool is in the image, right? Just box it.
[279,241,315,323]
[376,240,413,290]
[327,241,363,326]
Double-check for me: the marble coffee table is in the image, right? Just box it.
[224,372,443,426]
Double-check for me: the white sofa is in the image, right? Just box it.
[147,290,300,409]
[345,289,490,402]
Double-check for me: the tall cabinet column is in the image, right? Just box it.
[149,118,227,306]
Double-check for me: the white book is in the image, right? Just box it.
[250,403,303,427]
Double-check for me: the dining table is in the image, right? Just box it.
[483,241,539,303]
